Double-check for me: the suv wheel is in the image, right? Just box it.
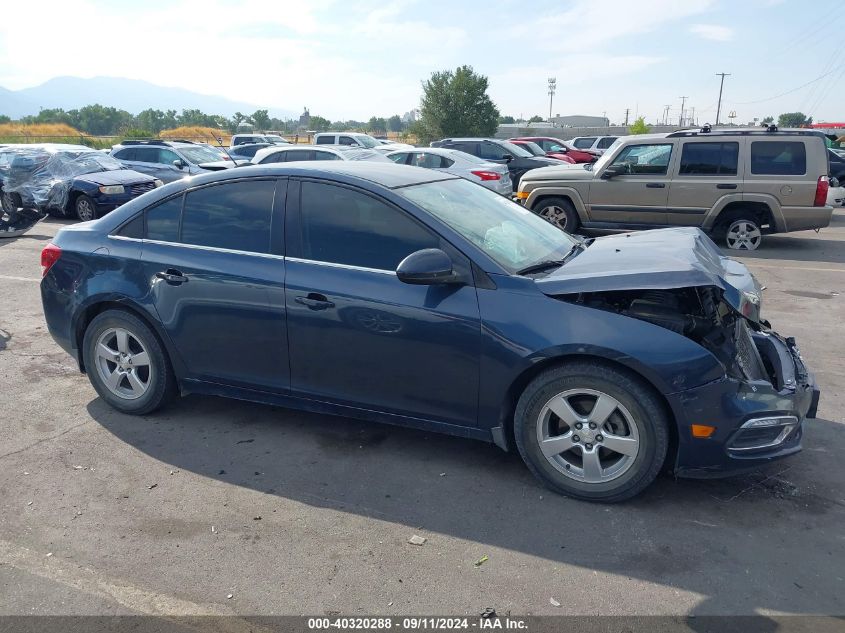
[514,362,669,502]
[75,195,97,222]
[534,197,580,232]
[82,309,177,415]
[725,218,762,250]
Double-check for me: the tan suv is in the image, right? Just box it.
[516,127,834,250]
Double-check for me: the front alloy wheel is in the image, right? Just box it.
[725,219,762,250]
[75,195,96,222]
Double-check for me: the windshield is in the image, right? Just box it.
[353,135,380,149]
[498,140,532,157]
[179,145,228,164]
[67,152,124,173]
[396,178,577,274]
[518,141,545,156]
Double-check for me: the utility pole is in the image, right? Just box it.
[678,96,688,127]
[690,106,696,127]
[547,78,556,122]
[624,108,630,126]
[663,105,671,126]
[715,72,730,126]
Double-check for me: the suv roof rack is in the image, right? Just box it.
[666,125,825,138]
[120,139,198,146]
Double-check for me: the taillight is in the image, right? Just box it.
[471,170,502,181]
[814,175,829,207]
[41,243,61,278]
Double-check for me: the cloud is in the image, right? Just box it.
[690,24,734,41]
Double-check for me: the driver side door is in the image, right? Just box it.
[588,142,676,226]
[284,179,482,426]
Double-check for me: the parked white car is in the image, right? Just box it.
[568,135,619,155]
[230,133,290,147]
[251,144,390,164]
[314,132,410,153]
[386,147,513,196]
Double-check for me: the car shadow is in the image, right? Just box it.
[86,394,845,616]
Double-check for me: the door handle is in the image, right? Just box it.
[717,183,738,189]
[646,182,665,188]
[155,269,188,285]
[295,293,335,310]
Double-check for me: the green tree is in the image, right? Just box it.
[368,116,387,133]
[777,112,812,127]
[628,116,651,135]
[528,115,543,123]
[387,114,403,132]
[251,109,271,131]
[231,112,248,132]
[0,114,10,124]
[761,116,774,125]
[498,115,515,124]
[136,109,166,133]
[417,65,499,143]
[74,104,133,135]
[309,115,331,131]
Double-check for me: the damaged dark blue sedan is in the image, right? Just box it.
[39,163,819,501]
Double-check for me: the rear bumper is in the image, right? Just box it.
[669,331,818,478]
[780,205,832,232]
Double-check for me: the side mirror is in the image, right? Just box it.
[600,167,620,179]
[173,159,187,169]
[502,154,513,162]
[396,248,458,285]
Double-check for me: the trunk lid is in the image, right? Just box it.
[535,228,762,322]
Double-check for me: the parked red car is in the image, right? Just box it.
[510,137,599,163]
[508,139,575,164]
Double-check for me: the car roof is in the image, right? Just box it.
[439,137,501,142]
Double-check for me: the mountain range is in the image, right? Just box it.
[0,76,296,120]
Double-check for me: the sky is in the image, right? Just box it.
[0,0,842,124]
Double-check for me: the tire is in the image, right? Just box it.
[74,194,97,222]
[513,361,669,502]
[82,309,177,415]
[533,196,580,233]
[723,217,762,251]
[2,191,21,214]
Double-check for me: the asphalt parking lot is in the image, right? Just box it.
[0,214,843,619]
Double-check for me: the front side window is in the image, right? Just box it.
[158,149,181,165]
[573,137,597,149]
[145,195,182,242]
[396,178,577,274]
[338,136,357,146]
[313,150,341,161]
[751,141,806,175]
[112,148,135,161]
[133,147,159,164]
[479,142,509,161]
[679,142,739,175]
[181,181,275,253]
[388,152,410,164]
[315,136,334,145]
[609,143,673,175]
[179,146,226,164]
[299,181,439,270]
[597,137,618,149]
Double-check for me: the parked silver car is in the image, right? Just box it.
[385,147,513,196]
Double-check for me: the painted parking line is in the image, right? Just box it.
[0,274,40,283]
[743,263,845,274]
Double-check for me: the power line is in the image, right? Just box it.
[733,68,840,104]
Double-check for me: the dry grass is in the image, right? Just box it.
[0,122,89,145]
[160,126,231,144]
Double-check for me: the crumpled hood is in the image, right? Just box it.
[535,228,762,321]
[75,169,152,186]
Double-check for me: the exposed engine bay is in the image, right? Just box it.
[558,287,783,386]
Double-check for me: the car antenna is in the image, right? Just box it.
[213,135,239,165]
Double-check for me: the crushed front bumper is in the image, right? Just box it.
[668,330,819,478]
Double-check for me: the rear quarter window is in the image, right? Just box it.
[751,141,807,175]
[315,136,335,145]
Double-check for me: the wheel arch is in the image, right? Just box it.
[527,188,589,224]
[73,297,183,379]
[705,197,782,233]
[493,353,678,469]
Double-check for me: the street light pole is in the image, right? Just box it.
[715,72,730,126]
[548,78,556,122]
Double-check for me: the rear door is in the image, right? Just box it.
[588,142,675,226]
[667,140,742,226]
[139,179,288,391]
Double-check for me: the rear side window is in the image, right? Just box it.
[181,181,275,254]
[388,152,410,164]
[451,142,478,156]
[112,148,135,160]
[284,150,314,161]
[751,141,807,175]
[258,151,283,164]
[145,196,182,242]
[573,137,597,149]
[315,136,334,145]
[313,150,341,161]
[116,214,144,238]
[299,181,439,270]
[133,147,160,164]
[410,153,447,168]
[679,142,739,175]
[479,143,507,160]
[597,137,617,149]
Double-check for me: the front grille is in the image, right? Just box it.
[735,320,767,381]
[129,182,156,197]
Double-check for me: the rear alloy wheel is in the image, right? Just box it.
[534,197,579,232]
[2,191,17,214]
[83,309,176,415]
[75,194,97,222]
[725,218,762,250]
[514,362,669,502]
